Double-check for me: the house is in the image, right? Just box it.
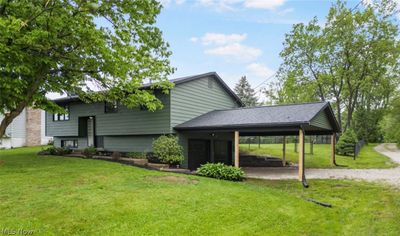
[47,72,340,173]
[0,108,51,149]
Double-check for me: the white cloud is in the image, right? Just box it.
[200,33,247,45]
[159,0,186,6]
[190,37,198,42]
[246,63,275,78]
[205,43,262,61]
[244,0,285,9]
[277,7,294,16]
[175,0,186,4]
[198,0,242,11]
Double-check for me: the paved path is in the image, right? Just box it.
[244,144,400,187]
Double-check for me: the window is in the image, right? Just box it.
[61,140,78,148]
[105,101,119,113]
[53,106,70,121]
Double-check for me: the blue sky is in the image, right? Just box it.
[156,0,363,97]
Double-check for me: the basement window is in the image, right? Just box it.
[61,140,78,148]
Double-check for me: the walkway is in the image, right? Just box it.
[244,144,400,187]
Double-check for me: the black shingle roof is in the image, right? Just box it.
[51,72,244,106]
[175,101,340,132]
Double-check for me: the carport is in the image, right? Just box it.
[174,102,341,186]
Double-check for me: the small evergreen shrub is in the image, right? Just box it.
[197,163,245,181]
[83,146,97,158]
[111,151,121,160]
[38,147,72,156]
[152,135,184,165]
[336,129,358,156]
[127,152,146,159]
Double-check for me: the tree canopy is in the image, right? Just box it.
[0,0,174,136]
[276,0,400,132]
[234,76,258,107]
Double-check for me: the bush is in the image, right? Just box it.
[112,151,121,160]
[83,146,97,158]
[38,146,72,156]
[336,129,358,156]
[127,152,146,159]
[146,152,161,163]
[197,163,245,181]
[152,135,184,165]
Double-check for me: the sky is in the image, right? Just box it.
[155,0,366,99]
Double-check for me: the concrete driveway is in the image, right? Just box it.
[244,144,400,187]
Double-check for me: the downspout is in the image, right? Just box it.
[300,125,309,188]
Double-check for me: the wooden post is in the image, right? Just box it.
[331,133,336,166]
[234,131,240,167]
[298,129,305,181]
[282,136,286,167]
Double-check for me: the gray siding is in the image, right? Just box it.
[103,135,157,152]
[46,92,171,137]
[170,76,239,129]
[310,110,332,130]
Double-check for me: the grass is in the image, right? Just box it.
[1,146,400,235]
[240,143,397,168]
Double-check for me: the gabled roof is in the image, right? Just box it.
[174,102,341,134]
[51,72,244,106]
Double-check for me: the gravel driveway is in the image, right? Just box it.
[244,144,400,187]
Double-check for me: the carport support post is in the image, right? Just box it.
[331,133,336,166]
[234,131,240,167]
[298,129,305,181]
[282,136,286,167]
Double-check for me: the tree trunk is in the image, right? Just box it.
[0,106,26,137]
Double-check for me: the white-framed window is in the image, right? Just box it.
[53,106,70,121]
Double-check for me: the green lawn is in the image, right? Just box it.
[1,147,400,235]
[240,143,397,168]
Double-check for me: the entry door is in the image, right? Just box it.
[87,117,95,147]
[188,140,210,170]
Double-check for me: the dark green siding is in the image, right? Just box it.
[310,110,332,130]
[46,92,171,137]
[170,76,239,129]
[103,135,157,152]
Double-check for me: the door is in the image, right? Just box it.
[87,117,95,147]
[214,140,233,165]
[188,140,210,170]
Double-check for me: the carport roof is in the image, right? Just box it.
[174,102,341,135]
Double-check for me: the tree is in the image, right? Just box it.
[380,96,400,146]
[277,0,400,131]
[0,0,174,137]
[234,76,258,107]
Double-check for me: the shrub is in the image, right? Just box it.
[197,163,245,181]
[152,135,184,165]
[146,152,161,163]
[127,152,146,159]
[38,147,72,156]
[336,129,358,156]
[112,151,121,160]
[83,146,97,158]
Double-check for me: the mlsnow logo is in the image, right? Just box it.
[0,228,35,235]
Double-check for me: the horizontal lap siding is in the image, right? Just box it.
[170,76,239,129]
[46,92,171,137]
[310,110,332,130]
[103,135,157,152]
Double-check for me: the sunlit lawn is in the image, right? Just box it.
[240,143,397,169]
[1,146,400,235]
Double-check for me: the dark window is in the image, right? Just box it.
[105,101,119,113]
[61,140,78,148]
[53,106,70,121]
